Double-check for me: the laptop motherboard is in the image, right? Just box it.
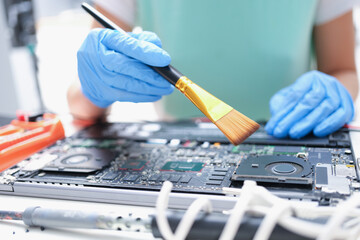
[0,121,358,207]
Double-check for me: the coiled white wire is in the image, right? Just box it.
[156,181,212,240]
[156,180,360,240]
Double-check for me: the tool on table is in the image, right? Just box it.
[0,206,311,240]
[81,2,259,145]
[0,112,65,172]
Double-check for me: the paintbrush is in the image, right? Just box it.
[81,2,259,145]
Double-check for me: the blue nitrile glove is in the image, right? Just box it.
[265,71,354,139]
[77,29,174,108]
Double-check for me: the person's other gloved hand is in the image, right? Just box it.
[77,29,174,108]
[265,71,354,139]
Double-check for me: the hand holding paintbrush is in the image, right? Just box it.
[80,2,259,145]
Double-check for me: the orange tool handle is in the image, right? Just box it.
[0,114,65,172]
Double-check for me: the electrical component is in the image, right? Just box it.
[232,155,313,186]
[43,148,115,173]
[119,160,147,171]
[0,121,356,209]
[161,161,205,172]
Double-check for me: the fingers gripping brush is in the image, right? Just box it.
[81,3,260,145]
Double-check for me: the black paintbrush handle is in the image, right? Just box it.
[151,66,183,86]
[81,2,183,86]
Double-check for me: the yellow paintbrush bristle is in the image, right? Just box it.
[214,109,260,145]
[175,76,260,145]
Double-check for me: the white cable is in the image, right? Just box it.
[317,193,360,240]
[224,181,360,239]
[156,180,360,240]
[219,181,255,240]
[224,184,360,239]
[244,205,339,239]
[250,186,325,239]
[245,207,331,239]
[156,181,213,240]
[253,202,291,240]
[280,217,329,238]
[155,181,176,240]
[223,186,360,218]
[174,198,212,240]
[343,217,360,229]
[345,216,360,240]
[347,223,360,240]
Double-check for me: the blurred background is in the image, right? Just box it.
[0,0,360,124]
[0,0,159,124]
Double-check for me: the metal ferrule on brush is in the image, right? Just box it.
[175,76,233,122]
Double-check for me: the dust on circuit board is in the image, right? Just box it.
[1,122,358,205]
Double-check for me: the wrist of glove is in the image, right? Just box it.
[77,29,174,108]
[265,70,354,139]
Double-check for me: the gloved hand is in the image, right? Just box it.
[265,70,354,139]
[77,28,174,108]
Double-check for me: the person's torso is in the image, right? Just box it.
[137,0,318,121]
